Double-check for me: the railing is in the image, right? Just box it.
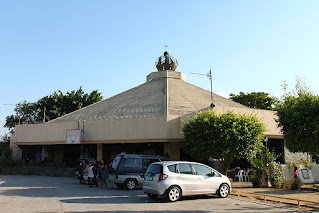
[232,190,319,208]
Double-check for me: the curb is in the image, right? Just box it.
[232,190,319,210]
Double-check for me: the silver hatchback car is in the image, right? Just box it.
[143,161,231,202]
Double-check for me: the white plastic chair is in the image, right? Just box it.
[235,170,244,182]
[243,169,250,182]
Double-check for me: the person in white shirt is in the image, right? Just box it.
[88,162,94,188]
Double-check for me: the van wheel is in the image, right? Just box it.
[166,186,181,202]
[125,179,137,190]
[147,193,158,199]
[218,183,230,198]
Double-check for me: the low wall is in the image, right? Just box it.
[282,164,319,182]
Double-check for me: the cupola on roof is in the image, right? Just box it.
[155,51,178,71]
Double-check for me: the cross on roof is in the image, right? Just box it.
[164,44,168,52]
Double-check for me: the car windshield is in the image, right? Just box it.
[145,164,163,175]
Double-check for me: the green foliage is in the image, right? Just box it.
[250,147,283,188]
[5,87,103,131]
[0,146,12,159]
[277,179,293,190]
[276,78,319,158]
[182,110,266,174]
[291,177,302,190]
[286,160,313,171]
[0,147,14,169]
[229,92,277,110]
[3,147,12,158]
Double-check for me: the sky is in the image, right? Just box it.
[1,1,319,135]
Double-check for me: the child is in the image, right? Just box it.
[293,166,299,179]
[88,162,94,188]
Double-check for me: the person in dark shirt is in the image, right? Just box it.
[92,159,100,187]
[99,159,107,187]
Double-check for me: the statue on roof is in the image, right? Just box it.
[155,46,178,71]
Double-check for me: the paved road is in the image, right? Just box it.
[0,175,308,213]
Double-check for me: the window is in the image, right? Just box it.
[111,156,122,169]
[146,164,163,175]
[178,163,193,174]
[123,158,142,168]
[168,164,177,173]
[192,164,211,176]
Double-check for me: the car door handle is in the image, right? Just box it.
[177,176,183,179]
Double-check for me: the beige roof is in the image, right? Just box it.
[50,78,166,123]
[168,78,249,117]
[50,72,249,123]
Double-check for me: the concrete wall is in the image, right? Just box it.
[311,164,319,182]
[10,135,22,160]
[15,122,78,143]
[11,116,182,160]
[83,117,168,142]
[282,164,319,182]
[13,117,173,144]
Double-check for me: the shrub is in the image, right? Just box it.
[249,147,283,188]
[3,147,12,159]
[291,177,302,190]
[282,179,293,190]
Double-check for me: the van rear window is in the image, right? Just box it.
[123,158,143,168]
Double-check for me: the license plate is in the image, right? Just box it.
[146,176,153,181]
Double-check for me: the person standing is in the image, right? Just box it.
[92,159,100,187]
[99,160,107,187]
[43,151,48,163]
[88,162,94,188]
[36,152,41,164]
[294,166,299,179]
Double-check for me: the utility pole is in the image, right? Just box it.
[43,107,46,123]
[190,69,215,108]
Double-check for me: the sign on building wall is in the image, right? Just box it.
[66,129,81,144]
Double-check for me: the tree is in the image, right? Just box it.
[276,78,319,159]
[182,110,266,174]
[229,92,277,110]
[5,87,103,131]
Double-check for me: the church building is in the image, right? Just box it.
[10,51,284,164]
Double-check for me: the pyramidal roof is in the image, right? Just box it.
[49,71,248,123]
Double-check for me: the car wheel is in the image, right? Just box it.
[218,183,230,198]
[125,179,137,190]
[166,186,181,202]
[147,193,159,199]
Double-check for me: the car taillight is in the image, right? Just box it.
[158,173,168,181]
